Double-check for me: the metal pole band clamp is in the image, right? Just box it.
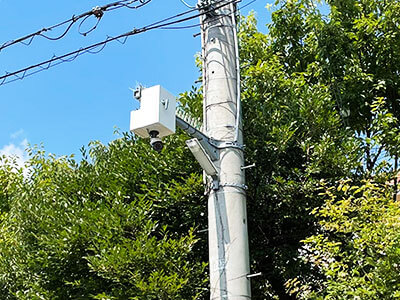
[210,141,245,150]
[219,183,248,190]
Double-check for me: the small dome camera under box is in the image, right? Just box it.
[130,85,176,138]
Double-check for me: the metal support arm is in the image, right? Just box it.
[176,115,218,161]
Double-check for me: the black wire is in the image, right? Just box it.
[78,15,102,37]
[78,0,152,37]
[6,18,73,46]
[107,0,152,11]
[0,0,240,86]
[0,0,149,52]
[39,20,77,41]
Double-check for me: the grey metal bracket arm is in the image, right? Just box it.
[176,115,218,161]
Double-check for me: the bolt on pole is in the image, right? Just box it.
[199,1,251,299]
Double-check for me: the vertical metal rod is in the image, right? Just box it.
[200,7,208,132]
[199,1,251,299]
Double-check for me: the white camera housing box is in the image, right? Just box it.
[130,85,176,138]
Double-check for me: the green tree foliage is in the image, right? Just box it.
[269,0,400,171]
[288,180,400,299]
[0,156,22,214]
[0,134,208,300]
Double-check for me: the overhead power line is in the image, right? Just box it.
[0,0,241,86]
[0,0,151,53]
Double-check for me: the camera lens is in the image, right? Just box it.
[151,140,163,152]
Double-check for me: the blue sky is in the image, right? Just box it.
[0,0,271,161]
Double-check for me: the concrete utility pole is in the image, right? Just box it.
[132,1,251,298]
[199,1,251,299]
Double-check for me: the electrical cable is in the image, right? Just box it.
[0,0,240,86]
[78,14,102,37]
[230,1,241,142]
[200,6,207,132]
[106,0,152,11]
[0,0,151,52]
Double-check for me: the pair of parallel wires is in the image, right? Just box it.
[0,0,254,86]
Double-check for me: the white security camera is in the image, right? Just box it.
[130,85,176,152]
[149,130,163,152]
